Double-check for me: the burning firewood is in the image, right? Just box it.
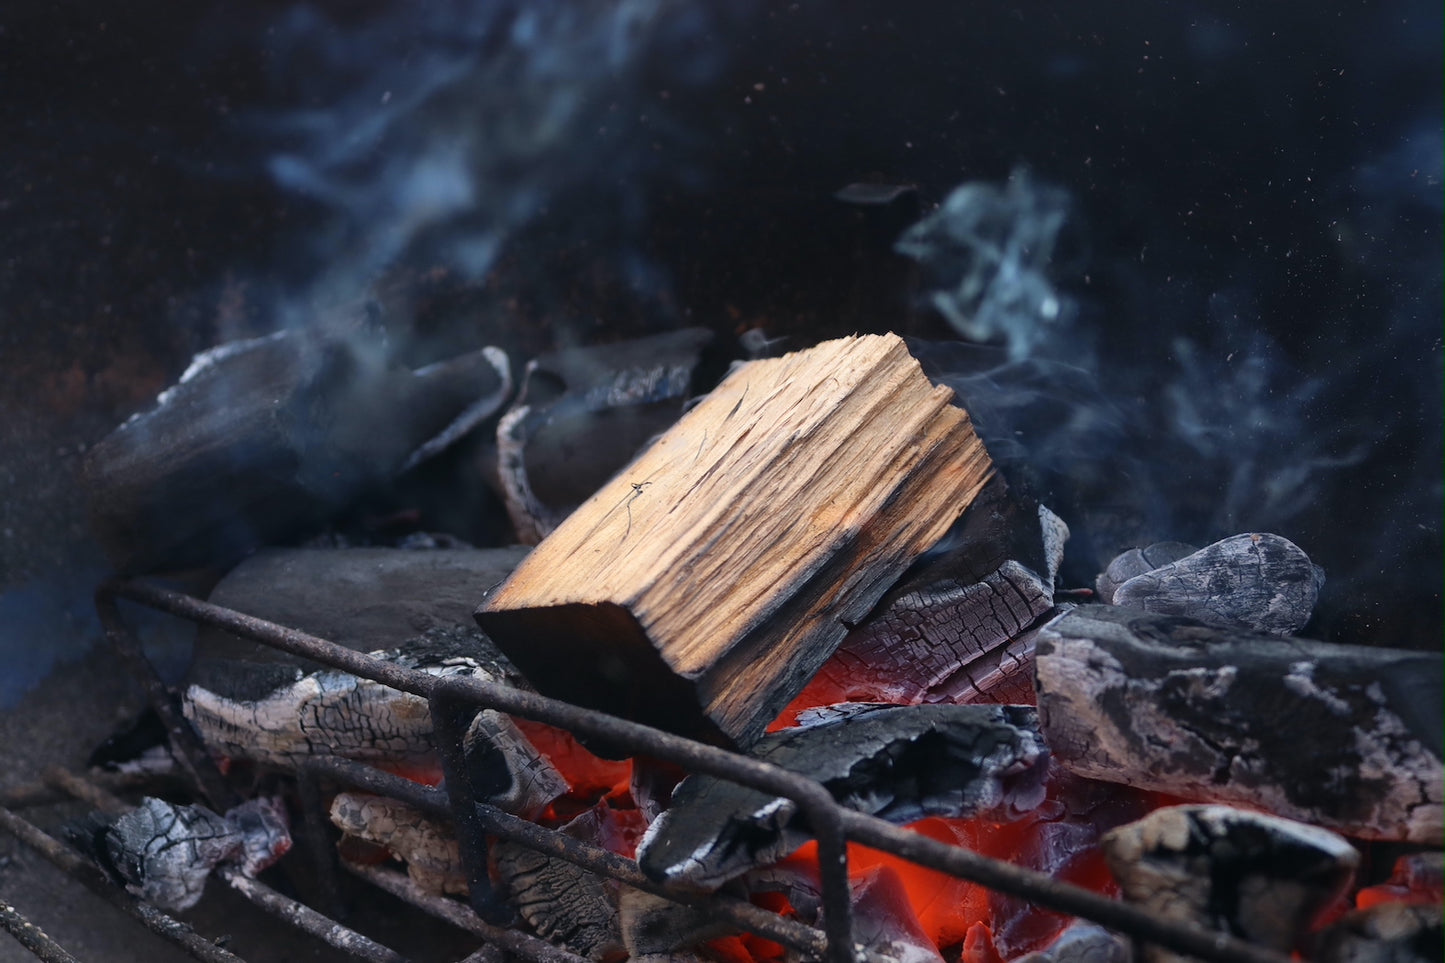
[477,333,997,747]
[330,791,466,896]
[183,629,568,817]
[69,796,291,912]
[779,475,1067,717]
[636,703,1048,889]
[494,327,715,544]
[1034,605,1445,843]
[1100,804,1360,963]
[1101,533,1324,635]
[82,326,512,574]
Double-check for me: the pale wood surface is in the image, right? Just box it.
[477,333,995,746]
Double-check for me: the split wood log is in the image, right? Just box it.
[1100,805,1359,963]
[82,328,510,574]
[1034,605,1444,843]
[476,334,995,747]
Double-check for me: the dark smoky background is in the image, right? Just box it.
[0,0,1440,704]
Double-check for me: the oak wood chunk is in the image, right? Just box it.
[476,334,995,747]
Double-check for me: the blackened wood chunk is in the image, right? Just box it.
[635,703,1048,889]
[800,475,1066,707]
[492,810,625,962]
[83,328,510,574]
[479,334,995,748]
[496,327,715,543]
[1311,902,1443,963]
[1110,532,1324,635]
[1010,920,1129,963]
[618,889,733,962]
[1035,605,1444,843]
[1102,805,1359,963]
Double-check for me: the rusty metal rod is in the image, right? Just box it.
[217,866,411,963]
[94,586,240,811]
[0,806,246,963]
[0,900,81,963]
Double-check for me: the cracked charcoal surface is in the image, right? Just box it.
[635,703,1048,888]
[70,796,291,912]
[1035,605,1444,843]
[1101,804,1359,963]
[493,811,624,962]
[330,792,465,896]
[1095,541,1198,605]
[1110,532,1324,635]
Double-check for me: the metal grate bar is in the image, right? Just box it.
[1,899,82,963]
[96,577,1299,963]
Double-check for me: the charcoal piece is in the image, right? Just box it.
[1095,542,1197,604]
[1100,805,1359,963]
[636,703,1049,889]
[495,328,714,542]
[189,545,530,677]
[492,810,625,962]
[1034,605,1444,843]
[618,889,730,963]
[185,632,564,817]
[70,795,291,912]
[796,476,1065,709]
[1110,532,1324,635]
[329,792,465,896]
[82,327,511,574]
[462,709,569,820]
[1311,901,1443,963]
[1010,920,1129,963]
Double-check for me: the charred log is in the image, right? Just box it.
[636,703,1048,888]
[330,792,465,896]
[1100,805,1359,963]
[82,327,510,574]
[1035,605,1444,843]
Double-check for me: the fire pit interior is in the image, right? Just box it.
[1,3,1440,963]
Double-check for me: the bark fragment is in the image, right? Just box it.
[1035,605,1444,843]
[1101,804,1358,963]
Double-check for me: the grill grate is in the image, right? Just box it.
[0,579,1296,963]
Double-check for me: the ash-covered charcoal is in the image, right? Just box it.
[185,631,563,816]
[790,476,1067,712]
[636,703,1048,889]
[1310,901,1443,963]
[1009,920,1129,963]
[70,795,291,912]
[495,327,714,542]
[1034,605,1444,843]
[462,709,569,820]
[1107,532,1325,635]
[492,809,627,962]
[1100,805,1360,963]
[618,890,732,963]
[1094,541,1197,605]
[82,325,511,574]
[329,792,465,896]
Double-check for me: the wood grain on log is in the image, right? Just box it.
[1035,605,1444,843]
[477,334,995,747]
